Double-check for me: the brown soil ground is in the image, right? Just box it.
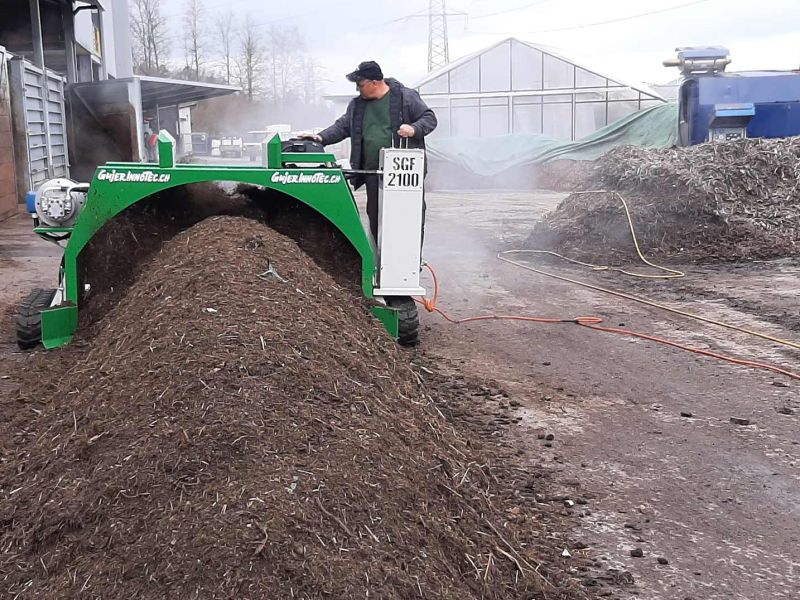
[419,191,799,600]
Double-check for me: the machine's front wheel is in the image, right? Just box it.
[15,288,57,350]
[387,296,419,347]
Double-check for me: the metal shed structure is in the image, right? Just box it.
[415,37,666,141]
[0,0,240,218]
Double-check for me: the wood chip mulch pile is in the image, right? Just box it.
[1,210,595,599]
[530,138,800,263]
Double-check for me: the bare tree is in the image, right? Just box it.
[130,0,170,75]
[300,57,326,104]
[182,0,206,79]
[236,19,263,101]
[266,25,306,105]
[216,11,235,85]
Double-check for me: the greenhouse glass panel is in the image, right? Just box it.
[419,75,449,95]
[543,94,573,103]
[480,41,511,92]
[450,58,480,93]
[451,98,480,137]
[511,41,543,90]
[432,109,451,137]
[607,101,640,124]
[543,54,574,89]
[640,99,664,109]
[422,96,449,108]
[542,102,573,139]
[607,87,639,100]
[575,68,607,88]
[512,97,542,134]
[575,91,606,102]
[575,102,606,138]
[422,97,450,137]
[480,98,509,136]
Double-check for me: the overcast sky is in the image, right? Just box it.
[161,0,800,93]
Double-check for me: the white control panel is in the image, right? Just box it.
[373,147,426,297]
[708,127,747,142]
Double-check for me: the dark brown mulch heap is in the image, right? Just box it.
[76,182,258,327]
[529,138,800,263]
[1,216,590,599]
[235,183,363,296]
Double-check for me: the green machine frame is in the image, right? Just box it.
[35,132,400,348]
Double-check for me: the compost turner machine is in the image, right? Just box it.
[15,131,426,349]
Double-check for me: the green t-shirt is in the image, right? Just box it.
[362,91,392,171]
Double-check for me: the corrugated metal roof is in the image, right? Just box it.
[127,76,239,107]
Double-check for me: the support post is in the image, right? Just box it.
[29,0,45,69]
[267,134,281,168]
[62,3,77,84]
[157,130,175,168]
[96,6,107,80]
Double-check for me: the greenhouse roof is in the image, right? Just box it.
[414,37,666,101]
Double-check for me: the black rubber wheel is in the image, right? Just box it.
[387,296,419,347]
[15,288,57,350]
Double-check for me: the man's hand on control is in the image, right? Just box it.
[299,133,322,143]
[397,124,416,138]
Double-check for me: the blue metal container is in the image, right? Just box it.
[679,71,800,145]
[26,191,37,214]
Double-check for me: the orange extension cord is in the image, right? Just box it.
[415,263,800,382]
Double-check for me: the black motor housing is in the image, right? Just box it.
[280,138,334,168]
[281,138,325,153]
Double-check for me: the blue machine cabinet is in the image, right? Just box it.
[679,72,800,145]
[668,47,800,146]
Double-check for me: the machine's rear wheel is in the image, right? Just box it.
[15,288,57,350]
[387,296,419,347]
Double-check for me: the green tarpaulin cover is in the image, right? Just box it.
[427,102,678,177]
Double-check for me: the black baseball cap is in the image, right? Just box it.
[346,61,383,82]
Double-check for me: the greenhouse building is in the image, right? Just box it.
[415,37,667,141]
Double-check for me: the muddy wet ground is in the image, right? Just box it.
[420,191,798,600]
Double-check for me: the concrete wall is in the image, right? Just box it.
[111,0,133,78]
[0,48,17,220]
[74,0,131,80]
[100,4,117,78]
[74,9,98,60]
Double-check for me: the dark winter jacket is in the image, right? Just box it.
[318,78,437,188]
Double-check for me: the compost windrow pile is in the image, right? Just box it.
[534,160,593,193]
[1,217,586,599]
[75,183,260,327]
[530,138,800,262]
